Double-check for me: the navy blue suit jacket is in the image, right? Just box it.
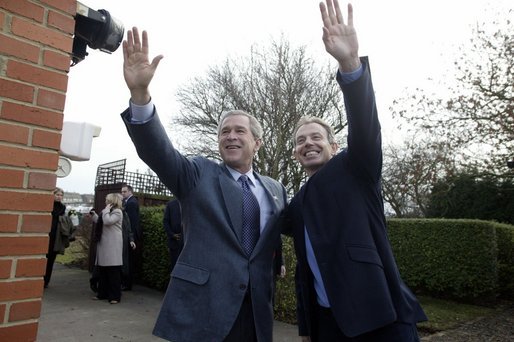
[283,58,427,338]
[124,196,141,242]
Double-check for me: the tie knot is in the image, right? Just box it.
[239,175,249,185]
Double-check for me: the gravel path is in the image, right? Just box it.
[421,304,514,341]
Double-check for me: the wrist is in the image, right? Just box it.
[130,89,151,105]
[338,56,361,73]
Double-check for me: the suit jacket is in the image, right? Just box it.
[283,58,427,339]
[124,196,141,242]
[121,109,287,342]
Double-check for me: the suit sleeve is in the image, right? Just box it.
[120,108,200,199]
[337,57,382,183]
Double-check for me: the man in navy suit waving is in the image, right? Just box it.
[283,1,427,341]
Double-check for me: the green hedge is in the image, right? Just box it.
[139,210,514,321]
[388,219,499,304]
[276,219,514,323]
[495,222,514,298]
[274,235,297,324]
[140,206,171,291]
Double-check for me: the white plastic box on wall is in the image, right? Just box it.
[59,121,101,161]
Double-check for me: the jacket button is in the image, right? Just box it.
[239,284,247,290]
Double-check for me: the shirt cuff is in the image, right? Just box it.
[338,64,364,84]
[129,100,154,124]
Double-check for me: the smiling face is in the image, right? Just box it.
[218,114,262,174]
[294,122,338,176]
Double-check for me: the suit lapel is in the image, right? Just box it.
[218,166,282,257]
[251,173,281,257]
[255,173,280,215]
[218,167,243,241]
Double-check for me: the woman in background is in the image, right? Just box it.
[91,193,124,304]
[44,187,73,288]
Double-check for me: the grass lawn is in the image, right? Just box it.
[55,239,88,267]
[417,295,496,333]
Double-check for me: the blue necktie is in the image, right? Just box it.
[239,175,260,256]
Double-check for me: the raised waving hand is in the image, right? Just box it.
[319,0,361,72]
[122,27,163,105]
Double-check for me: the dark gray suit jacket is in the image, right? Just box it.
[283,59,426,338]
[121,109,287,342]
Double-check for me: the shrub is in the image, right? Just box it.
[274,235,297,324]
[388,219,498,304]
[140,206,171,291]
[495,223,514,299]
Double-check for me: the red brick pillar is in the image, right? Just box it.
[0,1,76,341]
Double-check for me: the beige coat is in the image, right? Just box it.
[93,208,123,266]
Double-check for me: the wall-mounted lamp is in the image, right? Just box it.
[71,2,124,66]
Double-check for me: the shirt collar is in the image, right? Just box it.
[225,165,257,186]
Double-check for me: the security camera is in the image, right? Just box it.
[71,2,124,66]
[508,159,514,169]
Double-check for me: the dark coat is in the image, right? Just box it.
[283,58,427,338]
[121,210,134,277]
[163,199,183,271]
[124,195,141,242]
[49,201,73,255]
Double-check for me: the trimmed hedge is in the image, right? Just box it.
[274,235,297,323]
[139,209,514,322]
[495,222,514,298]
[388,219,499,304]
[140,206,171,291]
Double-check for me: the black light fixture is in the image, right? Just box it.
[71,2,124,66]
[508,159,514,169]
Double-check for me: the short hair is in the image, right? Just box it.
[53,187,64,195]
[106,193,123,209]
[122,184,133,193]
[217,110,263,140]
[293,116,336,146]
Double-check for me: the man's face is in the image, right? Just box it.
[293,122,337,176]
[121,187,131,199]
[218,114,261,174]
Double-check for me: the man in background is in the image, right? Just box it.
[163,198,183,272]
[121,184,141,291]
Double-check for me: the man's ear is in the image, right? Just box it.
[331,142,338,155]
[254,138,263,153]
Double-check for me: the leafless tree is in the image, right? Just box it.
[391,9,513,175]
[382,137,457,217]
[172,37,346,195]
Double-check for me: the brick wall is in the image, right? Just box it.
[0,1,76,341]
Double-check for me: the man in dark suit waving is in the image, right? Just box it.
[283,1,427,341]
[119,26,288,342]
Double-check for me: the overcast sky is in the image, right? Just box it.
[57,0,511,194]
